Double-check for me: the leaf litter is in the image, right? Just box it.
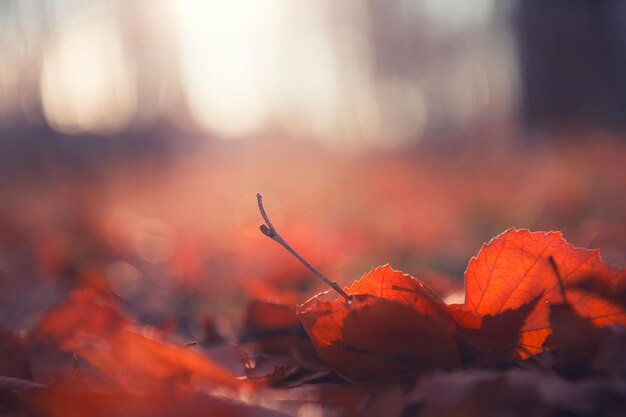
[1,196,625,416]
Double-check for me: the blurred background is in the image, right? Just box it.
[1,0,625,337]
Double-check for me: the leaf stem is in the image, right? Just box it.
[256,193,351,302]
[548,255,568,304]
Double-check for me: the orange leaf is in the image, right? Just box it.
[464,229,626,355]
[347,264,451,317]
[38,289,243,392]
[297,265,460,380]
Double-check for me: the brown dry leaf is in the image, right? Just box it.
[544,304,608,378]
[449,296,540,365]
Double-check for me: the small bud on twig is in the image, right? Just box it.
[256,193,351,302]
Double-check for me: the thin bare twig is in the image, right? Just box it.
[256,193,351,302]
[548,255,568,304]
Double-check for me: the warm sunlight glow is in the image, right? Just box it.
[168,0,283,138]
[167,0,347,140]
[40,7,137,135]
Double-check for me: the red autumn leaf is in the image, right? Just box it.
[569,277,626,309]
[297,265,461,380]
[36,289,126,343]
[346,264,451,316]
[37,289,243,392]
[464,228,626,355]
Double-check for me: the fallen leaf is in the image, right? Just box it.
[449,296,540,365]
[37,289,243,393]
[570,277,626,309]
[346,264,450,316]
[544,304,608,378]
[297,265,460,380]
[464,229,626,355]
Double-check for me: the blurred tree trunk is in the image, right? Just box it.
[514,0,626,135]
